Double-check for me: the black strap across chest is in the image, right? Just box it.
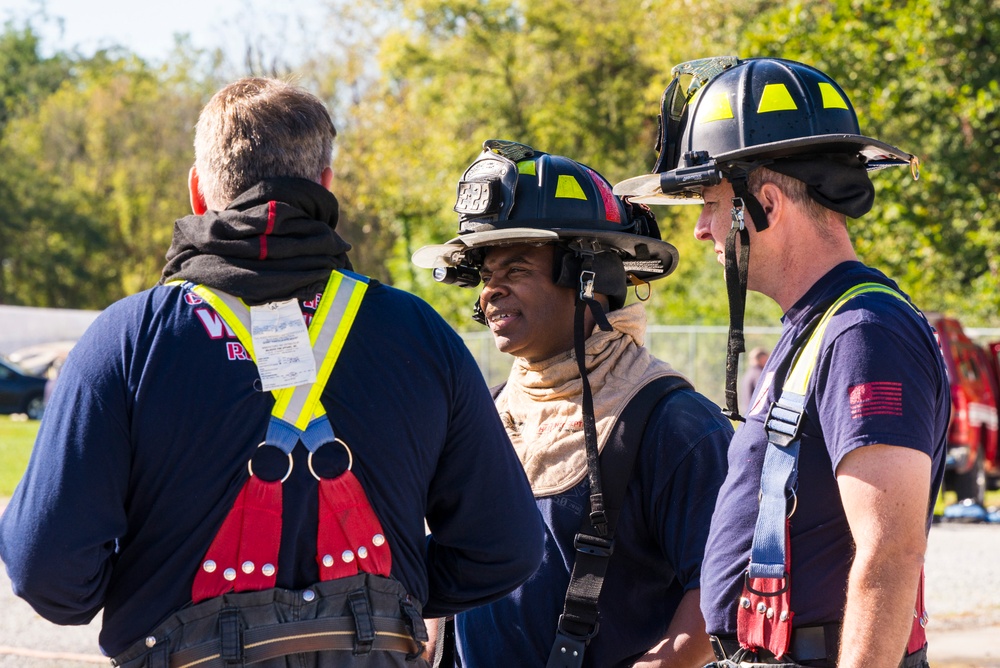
[546,374,692,668]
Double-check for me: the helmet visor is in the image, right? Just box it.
[651,56,741,174]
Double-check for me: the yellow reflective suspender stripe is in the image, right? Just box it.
[174,271,368,431]
[279,274,368,431]
[782,282,917,396]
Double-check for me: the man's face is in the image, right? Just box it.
[478,244,578,363]
[692,181,738,270]
[693,180,769,291]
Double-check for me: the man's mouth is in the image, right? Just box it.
[487,311,519,328]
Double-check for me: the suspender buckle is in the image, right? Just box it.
[764,396,805,447]
[573,533,614,557]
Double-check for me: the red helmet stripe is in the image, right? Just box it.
[585,168,621,223]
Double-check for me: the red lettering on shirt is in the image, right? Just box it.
[226,342,249,361]
[849,381,903,418]
[184,293,204,305]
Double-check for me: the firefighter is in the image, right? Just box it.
[413,140,733,667]
[0,78,544,667]
[615,57,949,668]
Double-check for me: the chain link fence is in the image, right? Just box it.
[461,325,1000,409]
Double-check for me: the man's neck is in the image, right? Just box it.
[757,221,859,312]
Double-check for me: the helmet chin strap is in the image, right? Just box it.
[722,171,768,422]
[574,253,614,536]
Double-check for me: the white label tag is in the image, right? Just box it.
[250,299,317,391]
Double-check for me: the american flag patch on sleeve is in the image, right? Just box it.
[849,381,903,418]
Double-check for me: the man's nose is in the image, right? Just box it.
[693,210,713,242]
[480,274,507,302]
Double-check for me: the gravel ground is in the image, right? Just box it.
[1,509,998,667]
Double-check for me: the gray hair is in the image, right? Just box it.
[193,77,336,210]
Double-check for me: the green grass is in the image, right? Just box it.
[0,415,40,497]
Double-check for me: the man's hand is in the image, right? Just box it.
[632,588,713,667]
[423,617,445,666]
[837,444,931,668]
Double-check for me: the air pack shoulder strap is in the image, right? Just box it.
[547,374,693,668]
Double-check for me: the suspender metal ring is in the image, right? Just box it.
[757,487,798,519]
[247,442,294,483]
[307,437,354,481]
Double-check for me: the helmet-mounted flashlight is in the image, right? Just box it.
[432,264,482,288]
[658,163,724,197]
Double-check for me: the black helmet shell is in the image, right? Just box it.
[613,57,916,204]
[414,140,678,282]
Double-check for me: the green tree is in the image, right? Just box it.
[1,38,219,307]
[739,0,1000,326]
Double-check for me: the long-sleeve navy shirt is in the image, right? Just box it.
[0,279,544,656]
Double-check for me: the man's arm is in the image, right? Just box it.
[633,588,713,668]
[836,443,930,668]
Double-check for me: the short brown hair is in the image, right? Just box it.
[748,166,842,233]
[193,77,336,209]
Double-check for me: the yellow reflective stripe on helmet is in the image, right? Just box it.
[818,82,849,110]
[555,174,587,200]
[783,283,915,396]
[757,83,798,113]
[518,160,537,175]
[698,91,735,123]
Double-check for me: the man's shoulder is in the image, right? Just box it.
[636,380,733,451]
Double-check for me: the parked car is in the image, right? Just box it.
[0,356,47,420]
[929,315,1000,505]
[7,340,76,377]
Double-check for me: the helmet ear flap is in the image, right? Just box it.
[553,246,628,311]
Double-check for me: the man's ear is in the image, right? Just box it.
[756,181,784,225]
[320,166,333,190]
[188,166,208,215]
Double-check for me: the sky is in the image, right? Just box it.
[0,0,331,66]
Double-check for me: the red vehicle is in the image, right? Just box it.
[930,315,1000,505]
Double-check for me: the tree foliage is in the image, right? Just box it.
[0,1,995,330]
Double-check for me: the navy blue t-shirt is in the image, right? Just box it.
[700,262,949,636]
[0,279,544,656]
[456,386,732,667]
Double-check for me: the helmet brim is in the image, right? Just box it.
[412,227,679,281]
[614,133,916,205]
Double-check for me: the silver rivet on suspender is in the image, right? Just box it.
[740,597,751,609]
[223,568,237,581]
[757,602,767,614]
[779,611,789,622]
[322,554,334,567]
[145,636,157,648]
[358,546,369,559]
[262,563,276,577]
[342,550,355,563]
[202,560,217,573]
[372,533,386,547]
[241,561,254,574]
[303,589,316,602]
[766,608,774,619]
